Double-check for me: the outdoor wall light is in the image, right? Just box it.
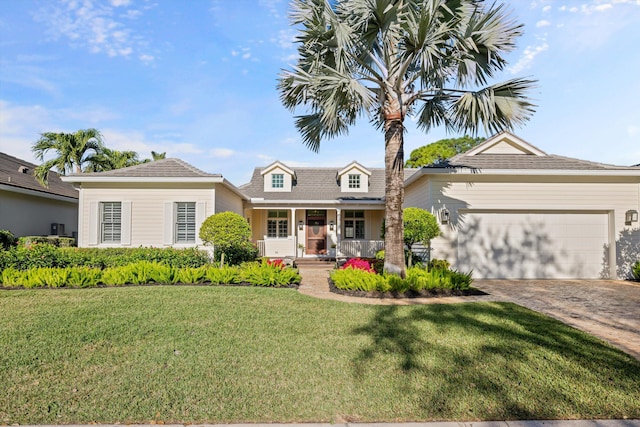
[439,208,450,224]
[329,220,335,231]
[298,221,304,230]
[625,210,639,224]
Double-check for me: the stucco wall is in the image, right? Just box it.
[0,189,78,237]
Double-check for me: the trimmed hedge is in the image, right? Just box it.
[0,260,301,289]
[0,244,212,272]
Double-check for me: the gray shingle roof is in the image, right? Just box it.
[241,167,381,201]
[0,152,78,199]
[429,153,639,171]
[71,158,222,178]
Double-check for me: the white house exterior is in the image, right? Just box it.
[405,132,640,280]
[0,153,78,238]
[62,159,246,248]
[61,133,640,279]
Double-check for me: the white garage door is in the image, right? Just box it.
[457,212,609,279]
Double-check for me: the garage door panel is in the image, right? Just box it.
[458,212,608,279]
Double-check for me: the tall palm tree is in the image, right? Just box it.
[32,128,105,186]
[278,0,536,277]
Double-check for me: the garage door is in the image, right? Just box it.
[457,212,609,279]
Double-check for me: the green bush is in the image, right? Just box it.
[199,212,257,265]
[633,261,640,280]
[0,246,211,272]
[428,258,451,271]
[205,266,241,285]
[0,230,17,250]
[240,261,301,287]
[331,265,472,293]
[18,236,75,248]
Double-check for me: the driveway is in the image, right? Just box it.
[474,279,640,361]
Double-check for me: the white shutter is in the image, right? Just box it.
[163,202,173,246]
[88,202,99,245]
[196,202,206,245]
[121,201,132,246]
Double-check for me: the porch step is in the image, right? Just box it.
[295,258,336,268]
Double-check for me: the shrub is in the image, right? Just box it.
[428,259,451,271]
[341,258,375,273]
[205,266,241,285]
[18,236,75,248]
[199,212,257,265]
[240,261,301,287]
[633,261,640,280]
[331,268,388,292]
[0,230,17,250]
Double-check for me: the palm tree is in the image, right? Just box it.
[278,0,536,277]
[83,147,142,172]
[151,151,166,160]
[32,128,105,186]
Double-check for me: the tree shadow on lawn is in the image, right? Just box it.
[351,302,640,420]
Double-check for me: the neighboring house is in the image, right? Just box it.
[0,152,78,238]
[61,159,247,248]
[60,132,640,280]
[405,132,640,280]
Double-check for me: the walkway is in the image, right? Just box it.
[297,268,640,361]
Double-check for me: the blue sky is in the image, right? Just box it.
[1,0,639,185]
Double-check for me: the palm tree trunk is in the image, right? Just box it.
[383,116,406,278]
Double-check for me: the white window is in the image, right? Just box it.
[175,202,196,243]
[348,174,361,189]
[272,174,284,188]
[344,210,365,239]
[101,202,121,243]
[267,210,288,238]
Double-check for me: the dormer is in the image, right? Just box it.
[465,131,547,156]
[337,161,371,193]
[261,161,296,192]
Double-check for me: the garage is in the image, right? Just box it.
[457,211,610,279]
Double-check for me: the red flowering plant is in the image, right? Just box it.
[266,259,285,270]
[340,258,376,274]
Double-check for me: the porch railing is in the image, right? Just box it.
[340,240,384,258]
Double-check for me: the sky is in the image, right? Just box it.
[1,0,639,186]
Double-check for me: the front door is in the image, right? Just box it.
[306,210,326,255]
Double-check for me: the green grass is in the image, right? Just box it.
[1,287,639,424]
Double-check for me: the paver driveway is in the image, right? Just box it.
[474,279,640,361]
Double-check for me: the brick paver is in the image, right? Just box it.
[297,268,640,360]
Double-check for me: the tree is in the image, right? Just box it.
[151,151,166,160]
[84,147,142,172]
[199,212,258,265]
[403,207,440,267]
[406,135,485,167]
[32,128,105,186]
[278,0,535,277]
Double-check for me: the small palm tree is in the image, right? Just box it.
[151,151,166,161]
[32,128,105,186]
[279,0,536,277]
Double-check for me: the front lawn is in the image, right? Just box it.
[1,286,639,424]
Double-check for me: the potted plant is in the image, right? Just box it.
[297,243,305,257]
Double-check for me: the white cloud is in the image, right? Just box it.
[628,125,640,137]
[542,5,552,12]
[33,0,152,62]
[509,43,549,74]
[209,148,235,158]
[536,20,551,27]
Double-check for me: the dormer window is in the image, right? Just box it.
[272,173,284,189]
[348,174,360,189]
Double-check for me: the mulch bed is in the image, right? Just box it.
[328,278,486,299]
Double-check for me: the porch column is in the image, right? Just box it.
[291,208,297,256]
[336,208,341,257]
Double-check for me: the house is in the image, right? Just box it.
[0,152,78,238]
[404,132,640,279]
[60,158,247,248]
[61,132,640,280]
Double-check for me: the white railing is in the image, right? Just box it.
[339,240,384,258]
[260,237,296,258]
[257,240,266,257]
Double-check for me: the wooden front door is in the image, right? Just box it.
[306,210,326,255]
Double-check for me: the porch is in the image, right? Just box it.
[256,238,384,259]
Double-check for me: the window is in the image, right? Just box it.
[267,210,288,238]
[271,173,284,188]
[101,202,121,243]
[344,210,365,239]
[348,174,360,189]
[175,202,196,243]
